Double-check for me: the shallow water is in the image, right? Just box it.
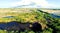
[50,14,60,18]
[0,22,19,30]
[3,16,14,18]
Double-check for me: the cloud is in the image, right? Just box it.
[11,0,53,8]
[11,0,31,6]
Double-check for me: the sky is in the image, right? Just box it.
[0,0,60,8]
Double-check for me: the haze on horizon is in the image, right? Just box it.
[0,0,60,8]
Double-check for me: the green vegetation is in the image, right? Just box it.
[0,8,60,33]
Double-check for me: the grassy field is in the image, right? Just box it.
[0,8,38,22]
[0,8,33,17]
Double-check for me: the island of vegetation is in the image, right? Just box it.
[0,8,60,33]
